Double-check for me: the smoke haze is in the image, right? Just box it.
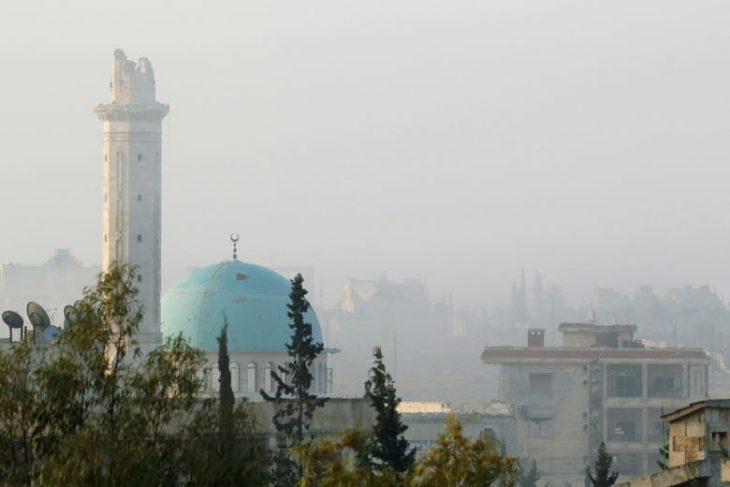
[0,1,729,310]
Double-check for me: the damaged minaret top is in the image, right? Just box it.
[108,48,157,104]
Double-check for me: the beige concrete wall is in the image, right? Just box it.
[669,411,706,468]
[248,397,376,438]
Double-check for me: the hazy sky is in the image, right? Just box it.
[1,1,729,309]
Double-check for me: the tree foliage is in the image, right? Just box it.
[0,263,269,486]
[295,430,401,487]
[364,346,415,475]
[657,443,669,470]
[410,414,518,487]
[519,459,542,487]
[586,442,619,487]
[262,273,326,443]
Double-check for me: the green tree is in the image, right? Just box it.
[410,414,518,487]
[364,346,415,475]
[262,274,326,442]
[295,430,400,487]
[182,319,270,485]
[586,442,619,487]
[218,316,235,437]
[519,459,543,487]
[657,443,669,470]
[0,263,270,486]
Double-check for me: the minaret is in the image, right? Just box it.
[94,49,169,353]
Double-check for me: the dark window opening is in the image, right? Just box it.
[528,417,553,438]
[712,432,728,451]
[529,373,552,395]
[137,275,142,282]
[607,408,642,442]
[137,154,142,161]
[137,234,142,242]
[607,364,642,398]
[595,332,619,348]
[614,453,642,476]
[137,194,142,202]
[648,364,683,398]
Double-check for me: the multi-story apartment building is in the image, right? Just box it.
[482,324,711,486]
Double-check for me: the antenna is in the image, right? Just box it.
[2,311,24,343]
[27,302,51,330]
[2,311,23,329]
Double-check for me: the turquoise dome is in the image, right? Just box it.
[161,260,322,352]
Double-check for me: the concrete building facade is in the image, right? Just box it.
[482,324,711,486]
[95,49,169,354]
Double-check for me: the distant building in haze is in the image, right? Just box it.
[482,323,711,486]
[0,249,99,330]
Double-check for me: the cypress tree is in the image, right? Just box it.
[217,317,234,439]
[262,274,325,484]
[519,459,543,487]
[587,442,619,487]
[364,346,415,474]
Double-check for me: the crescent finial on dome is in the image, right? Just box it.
[230,233,240,260]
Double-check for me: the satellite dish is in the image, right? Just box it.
[63,305,78,326]
[2,311,23,329]
[26,302,51,329]
[41,326,60,343]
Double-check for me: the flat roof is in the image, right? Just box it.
[558,322,638,333]
[482,346,709,363]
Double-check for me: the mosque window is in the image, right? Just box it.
[137,153,142,161]
[246,362,257,393]
[231,362,240,393]
[137,194,142,202]
[137,234,142,242]
[137,275,142,282]
[104,234,107,242]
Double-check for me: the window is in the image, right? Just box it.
[209,365,220,392]
[712,432,728,451]
[647,409,665,442]
[607,408,642,442]
[230,362,240,393]
[137,154,143,161]
[607,364,642,398]
[137,234,142,242]
[529,373,552,394]
[246,362,257,393]
[528,417,553,437]
[648,365,683,398]
[137,275,142,282]
[137,194,142,202]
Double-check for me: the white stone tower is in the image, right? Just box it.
[94,49,168,353]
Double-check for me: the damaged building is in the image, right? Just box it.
[615,400,730,487]
[482,323,711,486]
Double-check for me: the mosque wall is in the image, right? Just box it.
[202,351,332,397]
[248,397,376,438]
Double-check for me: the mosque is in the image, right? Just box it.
[96,50,332,398]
